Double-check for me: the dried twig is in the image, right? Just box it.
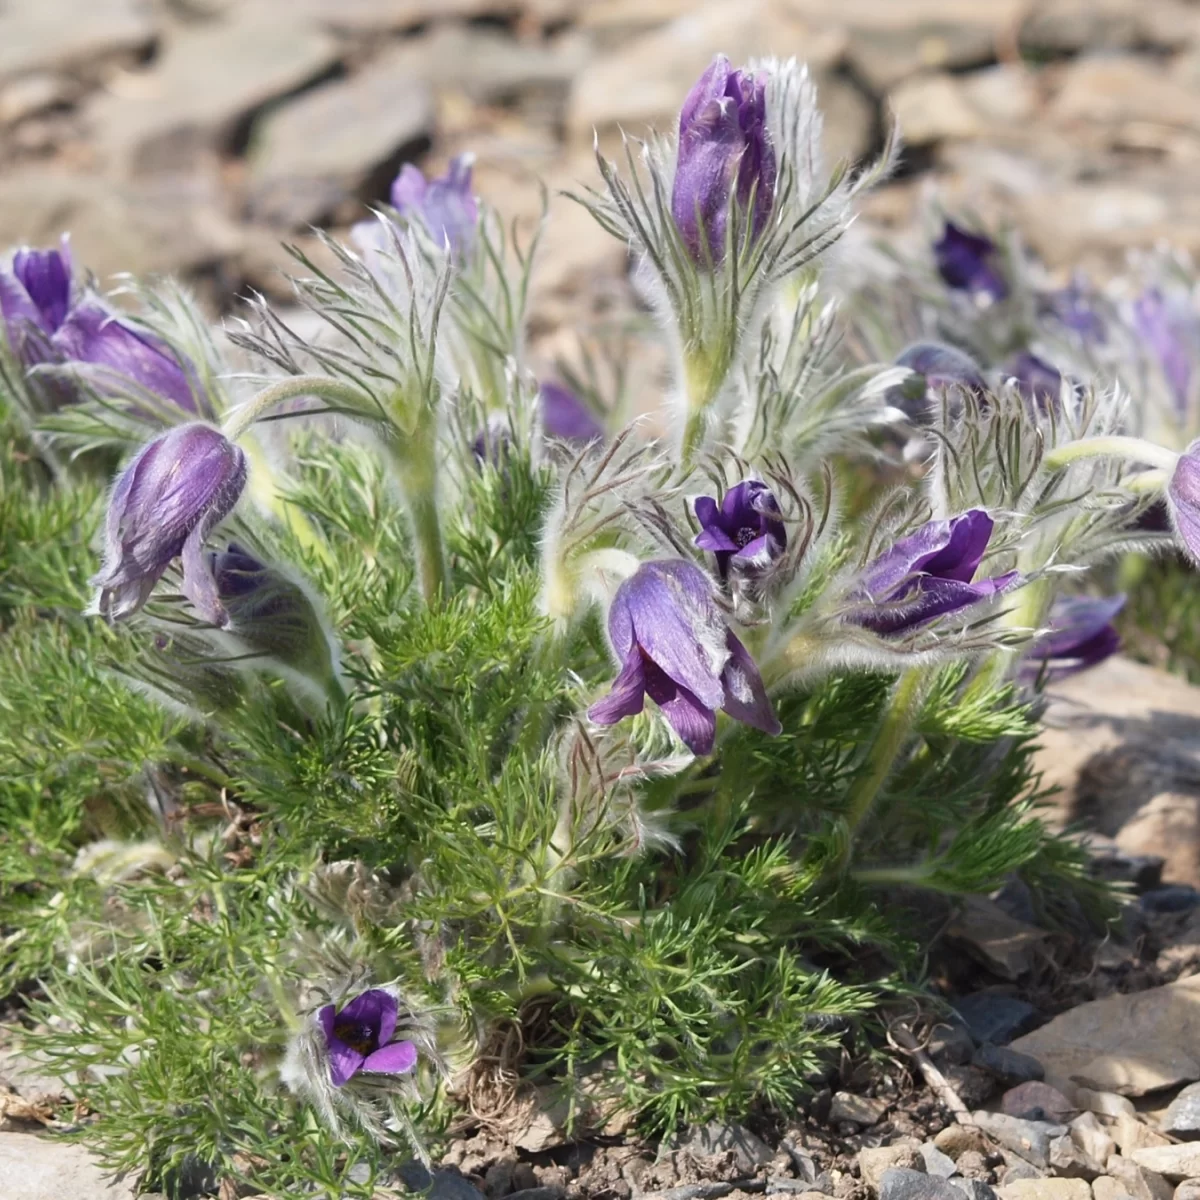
[886,1015,976,1126]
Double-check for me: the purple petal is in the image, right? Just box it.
[180,522,228,627]
[11,242,72,332]
[657,686,718,756]
[1024,594,1125,682]
[337,989,396,1040]
[679,56,732,137]
[918,510,993,583]
[695,527,741,553]
[361,1040,418,1076]
[934,221,1007,302]
[1170,443,1200,561]
[1135,288,1194,416]
[318,1004,337,1043]
[390,164,428,213]
[588,643,647,726]
[392,156,479,254]
[328,1037,366,1088]
[720,631,781,736]
[540,382,604,443]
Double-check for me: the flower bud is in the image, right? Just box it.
[540,381,604,444]
[91,424,247,625]
[1022,595,1124,683]
[1003,351,1066,411]
[888,341,986,423]
[694,480,786,580]
[671,56,776,265]
[933,220,1007,303]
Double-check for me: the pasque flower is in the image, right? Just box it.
[671,56,776,265]
[392,154,479,255]
[849,510,1018,635]
[933,220,1008,303]
[0,240,199,411]
[1022,595,1124,683]
[540,381,604,444]
[1005,351,1065,410]
[888,341,986,421]
[694,480,786,579]
[1169,440,1200,561]
[91,424,247,625]
[588,559,780,755]
[318,989,418,1089]
[1134,287,1195,415]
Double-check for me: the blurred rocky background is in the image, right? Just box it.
[6,0,1200,347]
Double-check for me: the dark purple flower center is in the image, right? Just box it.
[735,526,759,548]
[334,1019,378,1054]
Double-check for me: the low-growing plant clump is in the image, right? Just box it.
[2,51,1199,1198]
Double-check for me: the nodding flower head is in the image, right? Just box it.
[694,480,786,580]
[1134,287,1195,417]
[849,509,1018,635]
[933,220,1008,303]
[671,56,776,266]
[1169,440,1200,562]
[540,381,604,444]
[1022,595,1124,684]
[1004,350,1066,411]
[889,341,987,422]
[391,154,479,256]
[0,240,199,412]
[90,424,247,625]
[588,559,780,755]
[318,989,418,1089]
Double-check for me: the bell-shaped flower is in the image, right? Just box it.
[392,154,479,255]
[1004,351,1066,411]
[849,509,1018,635]
[318,989,418,1089]
[91,424,247,625]
[0,240,199,412]
[671,56,776,266]
[1169,440,1200,561]
[588,559,780,755]
[1134,287,1195,417]
[933,220,1008,303]
[694,480,786,580]
[540,381,604,444]
[1022,595,1124,683]
[888,341,986,422]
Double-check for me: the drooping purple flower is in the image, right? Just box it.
[317,989,418,1089]
[91,424,247,625]
[0,240,200,412]
[694,481,786,580]
[933,220,1008,303]
[1134,287,1195,417]
[391,153,479,255]
[540,381,604,444]
[588,560,780,755]
[1022,595,1124,683]
[1004,351,1065,410]
[1169,441,1200,562]
[671,56,776,266]
[888,341,987,422]
[849,510,1018,635]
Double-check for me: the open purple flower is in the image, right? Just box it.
[849,510,1018,635]
[888,342,987,422]
[1022,595,1124,683]
[540,381,604,444]
[671,56,776,266]
[317,989,418,1089]
[588,560,780,755]
[391,154,479,255]
[694,481,786,580]
[91,424,247,625]
[933,221,1007,303]
[1134,288,1195,417]
[1169,441,1200,561]
[0,240,199,412]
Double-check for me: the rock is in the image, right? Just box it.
[86,8,338,175]
[1141,888,1200,915]
[1092,1177,1137,1200]
[971,1112,1067,1169]
[0,0,151,82]
[1106,1157,1174,1200]
[975,1046,1046,1087]
[859,1146,926,1193]
[891,73,989,145]
[959,65,1040,127]
[1087,844,1165,894]
[508,1189,565,1200]
[1162,1084,1200,1141]
[831,1093,890,1127]
[921,1145,960,1179]
[935,1127,992,1160]
[1071,1115,1117,1170]
[1003,1083,1076,1124]
[683,1122,774,1174]
[995,1180,1091,1200]
[953,1184,998,1200]
[880,1169,964,1200]
[1112,1116,1173,1157]
[1049,1134,1104,1181]
[1001,1165,1046,1186]
[953,995,1040,1046]
[397,1163,489,1200]
[946,1066,1001,1109]
[0,73,73,126]
[290,0,507,33]
[946,898,1049,982]
[1018,0,1199,55]
[1009,976,1200,1097]
[247,55,436,227]
[930,1017,978,1067]
[1050,55,1200,140]
[1173,1183,1200,1200]
[1076,1091,1137,1121]
[0,1131,137,1199]
[1132,1150,1200,1184]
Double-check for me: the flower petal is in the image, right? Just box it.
[337,989,396,1041]
[588,644,647,726]
[328,1037,366,1088]
[1170,443,1200,562]
[657,685,717,755]
[720,631,781,736]
[362,1040,418,1076]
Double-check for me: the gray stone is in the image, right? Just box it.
[921,1145,960,1179]
[1092,1177,1137,1200]
[995,1181,1091,1200]
[1106,1156,1174,1200]
[1132,1149,1200,1184]
[1075,1090,1137,1120]
[1049,55,1200,141]
[682,1122,774,1175]
[1010,976,1200,1097]
[1070,1114,1116,1171]
[831,1092,889,1127]
[0,1131,136,1199]
[971,1112,1068,1169]
[935,1127,992,1160]
[1048,1134,1104,1181]
[953,995,1039,1046]
[1000,1165,1046,1186]
[1112,1115,1173,1157]
[508,1189,565,1200]
[1002,1082,1076,1124]
[0,0,151,82]
[945,1065,1000,1109]
[975,1046,1045,1087]
[947,898,1049,981]
[890,74,985,146]
[397,1163,488,1200]
[1163,1083,1200,1140]
[929,1017,977,1067]
[290,0,504,32]
[880,1169,964,1200]
[860,1146,926,1194]
[247,53,435,227]
[952,1184,997,1200]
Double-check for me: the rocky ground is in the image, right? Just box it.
[8,0,1200,1196]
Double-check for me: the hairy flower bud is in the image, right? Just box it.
[694,480,786,580]
[671,56,776,265]
[540,381,604,444]
[91,424,247,625]
[588,559,780,754]
[888,341,986,422]
[1004,350,1065,410]
[1022,595,1124,683]
[933,220,1007,303]
[391,154,479,255]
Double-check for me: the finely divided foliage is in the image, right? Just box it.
[0,53,1184,1198]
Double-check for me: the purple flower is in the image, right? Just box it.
[694,481,786,580]
[0,240,200,412]
[1169,441,1200,562]
[317,989,418,1089]
[540,381,604,444]
[850,510,1018,635]
[1022,595,1124,683]
[588,560,780,755]
[91,424,247,625]
[671,56,776,265]
[889,342,986,421]
[933,221,1008,303]
[1004,351,1065,410]
[1045,276,1105,343]
[391,154,479,255]
[1134,288,1195,416]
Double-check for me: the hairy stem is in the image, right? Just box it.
[387,429,447,606]
[1043,435,1179,474]
[221,376,370,442]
